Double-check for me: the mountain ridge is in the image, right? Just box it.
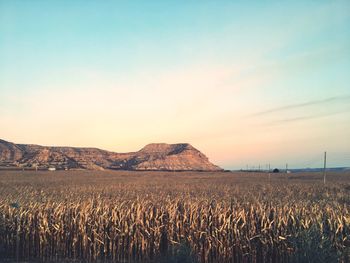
[0,139,222,171]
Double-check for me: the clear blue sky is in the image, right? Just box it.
[1,1,350,169]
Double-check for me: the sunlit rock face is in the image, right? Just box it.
[0,139,222,171]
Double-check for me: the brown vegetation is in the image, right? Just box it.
[0,170,349,262]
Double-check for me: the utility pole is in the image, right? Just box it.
[286,163,288,173]
[268,163,271,181]
[323,151,327,185]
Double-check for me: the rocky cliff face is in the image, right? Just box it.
[0,139,222,171]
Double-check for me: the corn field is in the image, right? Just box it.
[0,170,349,262]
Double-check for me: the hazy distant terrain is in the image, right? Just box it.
[0,139,222,171]
[1,1,349,263]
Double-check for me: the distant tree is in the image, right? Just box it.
[273,168,279,173]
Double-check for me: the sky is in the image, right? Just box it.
[1,1,350,169]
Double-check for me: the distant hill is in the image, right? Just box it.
[289,167,350,173]
[0,139,222,171]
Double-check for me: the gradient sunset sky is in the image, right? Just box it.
[1,1,350,169]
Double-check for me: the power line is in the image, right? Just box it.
[323,151,327,185]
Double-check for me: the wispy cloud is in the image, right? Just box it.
[252,95,350,116]
[268,110,349,125]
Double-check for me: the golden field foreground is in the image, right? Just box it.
[0,170,349,263]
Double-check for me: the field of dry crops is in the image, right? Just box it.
[0,170,349,263]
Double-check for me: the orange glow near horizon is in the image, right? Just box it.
[1,1,350,169]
